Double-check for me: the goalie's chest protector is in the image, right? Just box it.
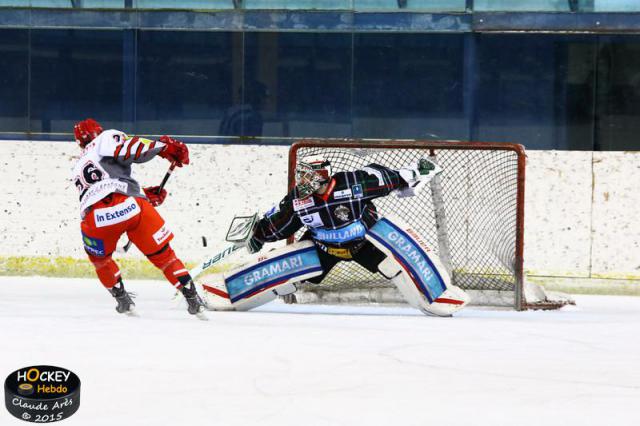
[293,176,373,233]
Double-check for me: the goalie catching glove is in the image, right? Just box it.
[158,135,189,167]
[399,157,441,186]
[418,158,439,175]
[396,157,442,197]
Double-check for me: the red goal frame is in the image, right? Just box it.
[288,139,528,310]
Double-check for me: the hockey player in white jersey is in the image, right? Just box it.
[72,118,205,317]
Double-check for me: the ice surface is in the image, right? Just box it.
[1,277,639,426]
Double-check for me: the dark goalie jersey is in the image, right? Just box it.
[254,164,409,250]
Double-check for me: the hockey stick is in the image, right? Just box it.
[189,213,259,279]
[121,162,177,253]
[170,213,257,304]
[188,244,243,279]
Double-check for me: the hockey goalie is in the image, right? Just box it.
[201,156,470,317]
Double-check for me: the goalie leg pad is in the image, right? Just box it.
[201,241,322,311]
[379,256,469,316]
[367,215,469,316]
[202,281,298,312]
[425,285,470,317]
[201,279,234,311]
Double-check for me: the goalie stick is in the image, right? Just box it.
[171,213,258,305]
[119,162,177,253]
[189,213,259,279]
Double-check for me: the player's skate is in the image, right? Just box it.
[180,280,207,319]
[108,281,137,316]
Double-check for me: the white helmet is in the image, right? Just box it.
[295,155,332,197]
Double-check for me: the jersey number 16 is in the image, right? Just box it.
[75,162,104,200]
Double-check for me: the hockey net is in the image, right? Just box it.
[288,139,572,310]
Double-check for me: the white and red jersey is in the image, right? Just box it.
[71,129,166,217]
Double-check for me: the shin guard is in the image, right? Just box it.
[88,254,122,288]
[147,245,190,287]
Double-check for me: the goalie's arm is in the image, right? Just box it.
[252,191,304,245]
[356,159,441,199]
[352,163,409,199]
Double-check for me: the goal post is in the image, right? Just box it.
[288,139,571,311]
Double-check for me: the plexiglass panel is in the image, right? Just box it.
[5,24,640,150]
[8,0,640,10]
[0,29,28,133]
[28,0,127,7]
[30,29,126,134]
[354,0,466,11]
[353,33,467,140]
[474,0,571,12]
[137,31,234,136]
[477,0,640,11]
[474,34,596,150]
[595,36,640,150]
[592,0,640,11]
[243,0,352,10]
[244,32,352,138]
[135,0,234,9]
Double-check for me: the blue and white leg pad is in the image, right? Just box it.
[201,240,323,311]
[366,215,469,316]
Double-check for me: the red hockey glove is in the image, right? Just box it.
[158,135,190,167]
[143,186,168,207]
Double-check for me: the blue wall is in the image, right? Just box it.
[1,24,639,149]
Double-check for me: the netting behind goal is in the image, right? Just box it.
[288,139,560,310]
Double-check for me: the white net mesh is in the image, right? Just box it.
[290,140,528,309]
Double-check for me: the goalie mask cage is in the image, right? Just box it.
[288,139,567,311]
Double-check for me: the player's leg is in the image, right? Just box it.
[85,252,135,314]
[80,195,136,314]
[126,198,205,315]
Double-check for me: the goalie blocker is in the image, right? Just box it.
[200,215,469,316]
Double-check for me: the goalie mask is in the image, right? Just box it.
[295,156,332,198]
